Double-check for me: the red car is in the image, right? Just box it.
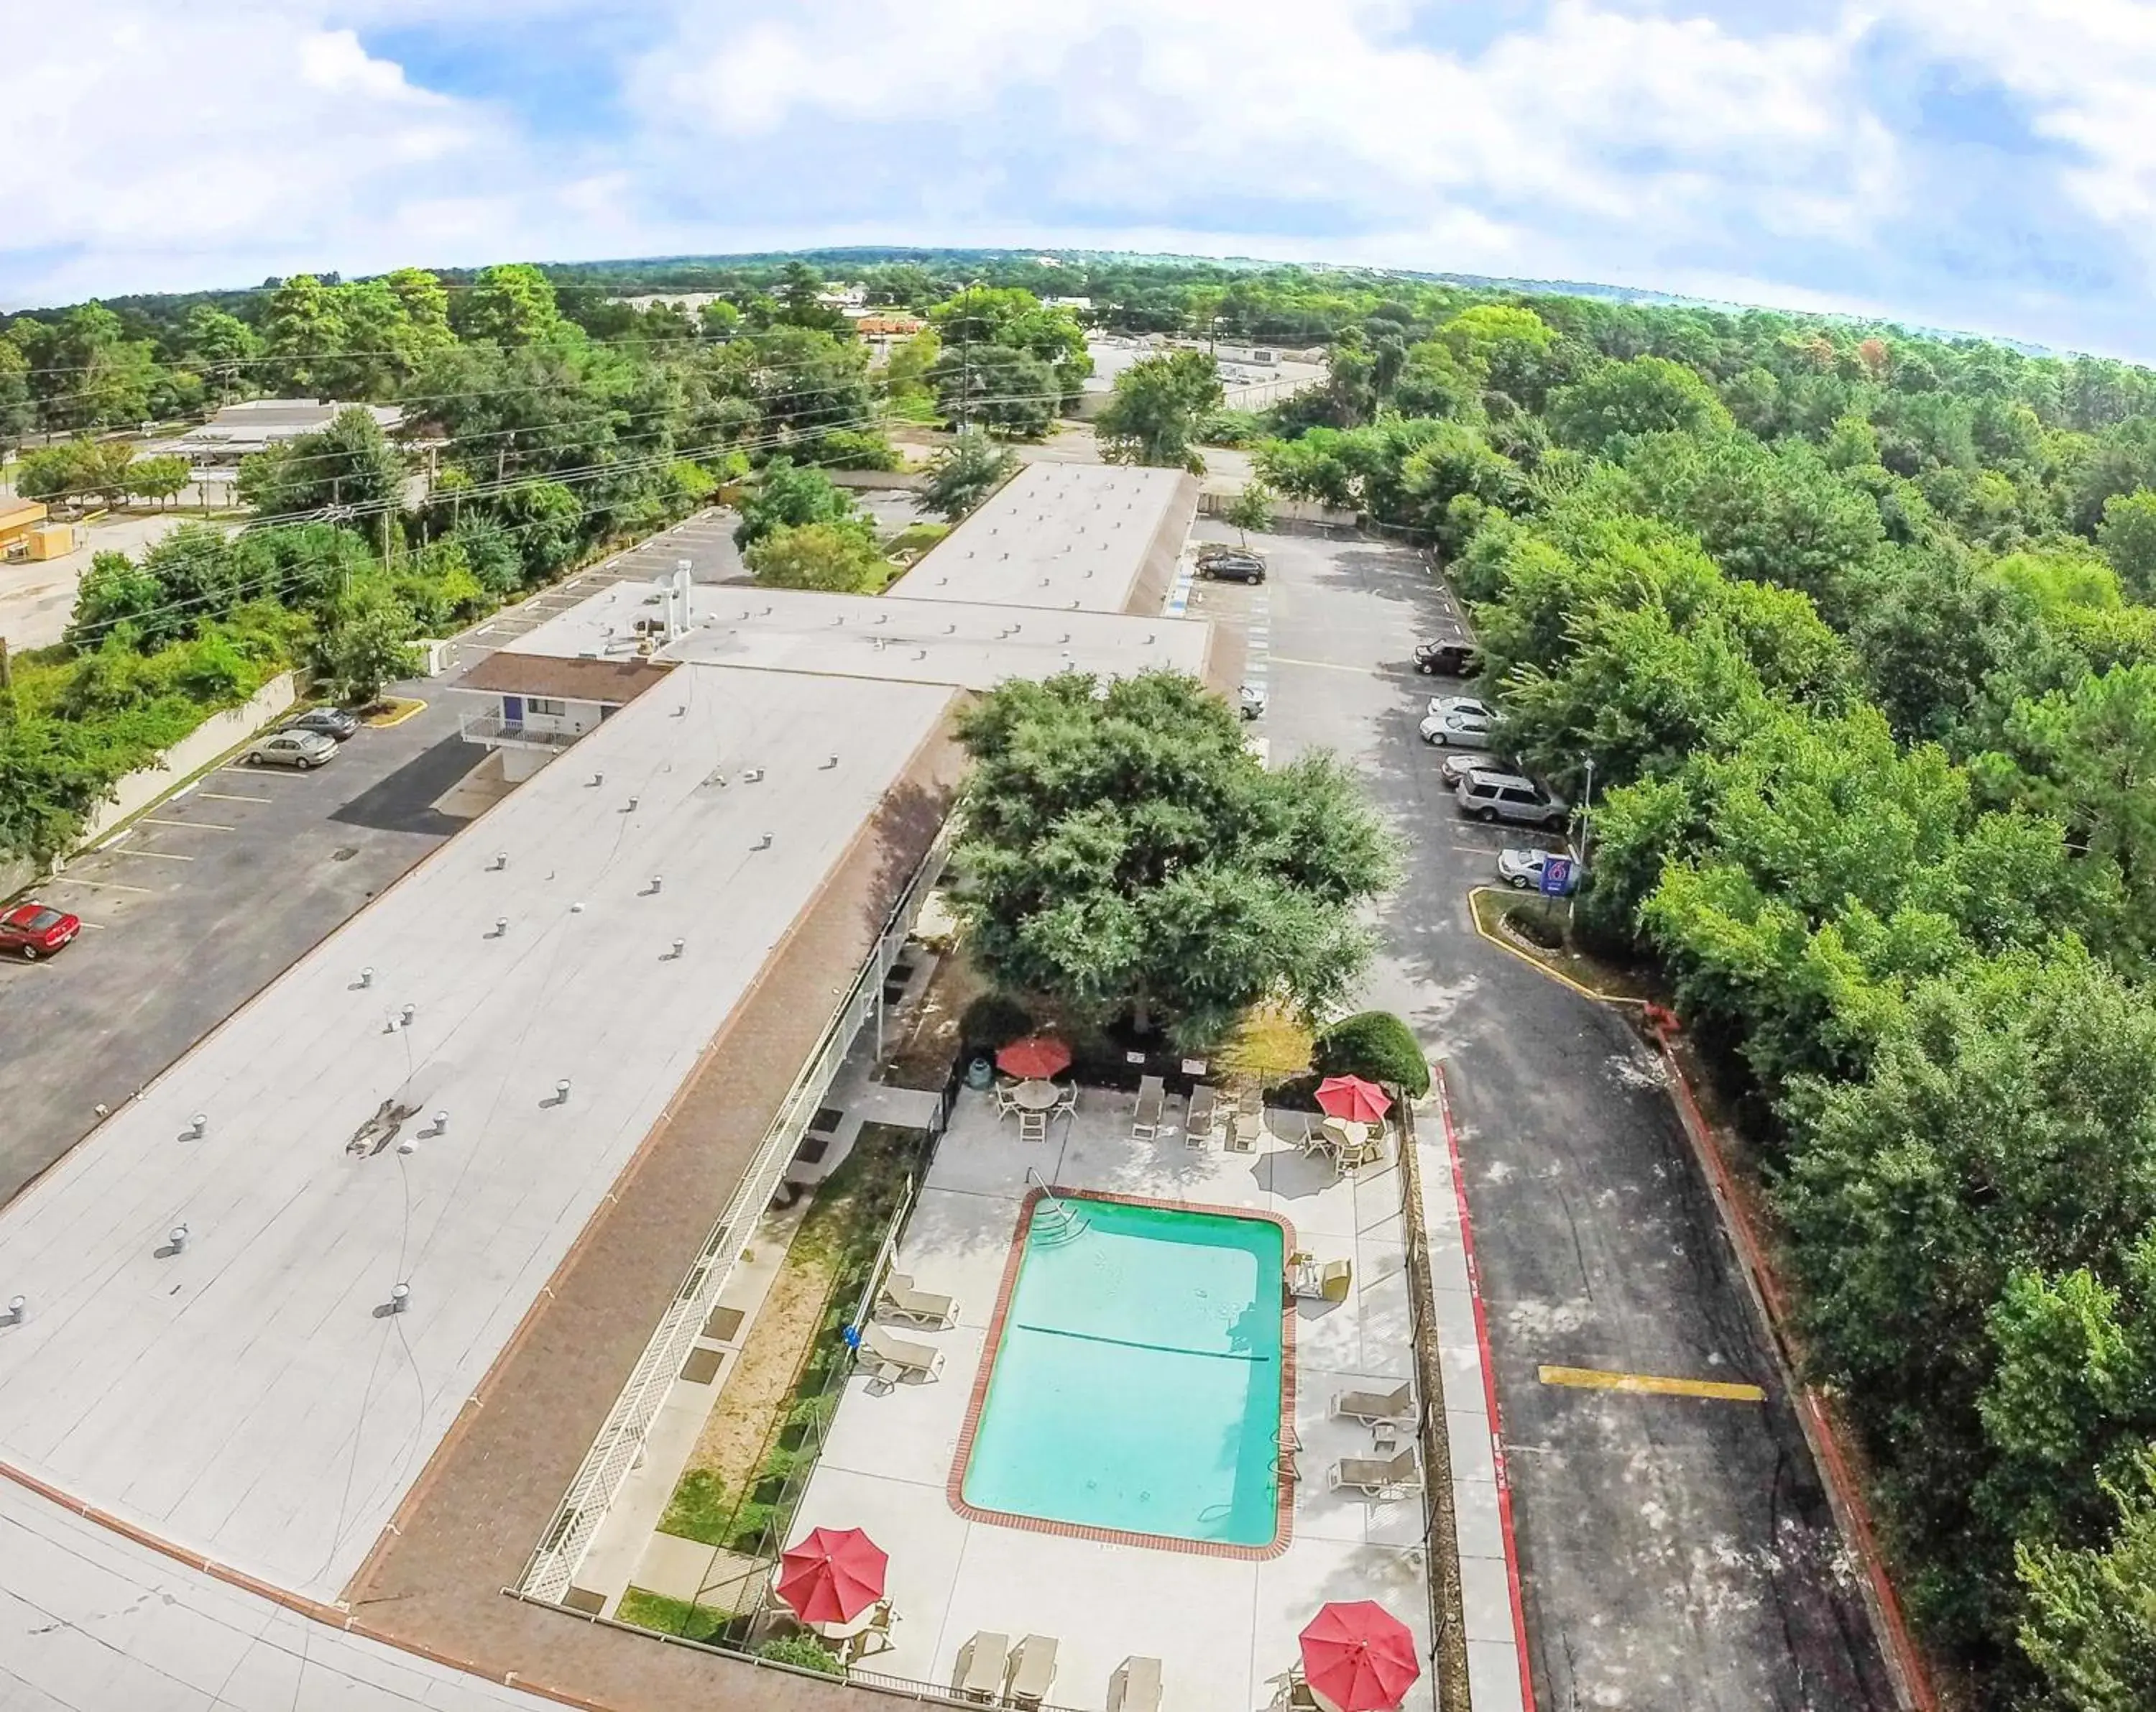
[0,902,80,961]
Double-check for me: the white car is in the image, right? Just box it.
[1419,709,1493,747]
[1426,695,1493,722]
[1497,847,1583,893]
[247,729,338,770]
[1239,684,1267,720]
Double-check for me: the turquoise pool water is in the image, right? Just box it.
[960,1197,1286,1547]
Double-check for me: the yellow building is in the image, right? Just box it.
[0,497,47,550]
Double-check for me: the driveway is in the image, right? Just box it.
[0,511,746,1204]
[1193,523,1894,1711]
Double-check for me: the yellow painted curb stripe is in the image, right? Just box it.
[365,698,429,728]
[1466,886,1642,1006]
[1539,1365,1765,1403]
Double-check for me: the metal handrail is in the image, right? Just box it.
[517,819,954,1601]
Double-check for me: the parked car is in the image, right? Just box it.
[1419,708,1493,747]
[1497,847,1583,893]
[1455,768,1570,829]
[0,902,80,961]
[1439,749,1491,788]
[247,729,338,770]
[285,706,360,742]
[1425,694,1493,722]
[1414,638,1480,676]
[1195,550,1266,583]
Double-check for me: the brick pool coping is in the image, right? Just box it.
[944,1185,1297,1562]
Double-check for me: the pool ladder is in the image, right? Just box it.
[1026,1169,1089,1243]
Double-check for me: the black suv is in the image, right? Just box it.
[1413,638,1480,676]
[1196,548,1266,584]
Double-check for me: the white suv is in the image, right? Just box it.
[1455,768,1568,829]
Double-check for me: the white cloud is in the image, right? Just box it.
[1876,0,2156,234]
[633,0,1892,262]
[3,0,2152,359]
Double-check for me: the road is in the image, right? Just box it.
[1192,522,1894,1712]
[0,509,748,1204]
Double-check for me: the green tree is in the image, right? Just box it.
[2018,1448,2156,1711]
[315,584,420,704]
[237,406,404,521]
[0,336,30,456]
[459,263,563,346]
[1223,482,1276,541]
[952,670,1395,1046]
[11,441,90,505]
[732,459,864,549]
[2098,489,2156,602]
[1094,349,1223,469]
[180,305,259,402]
[258,275,347,393]
[65,551,166,645]
[929,342,1057,437]
[745,521,889,593]
[127,454,191,509]
[1547,356,1733,457]
[921,432,1017,521]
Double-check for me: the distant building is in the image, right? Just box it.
[1044,295,1092,311]
[146,399,405,469]
[854,315,927,338]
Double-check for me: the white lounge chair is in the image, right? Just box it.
[1290,1257,1353,1302]
[1008,1634,1060,1708]
[1132,1074,1165,1140]
[878,1271,958,1329]
[959,1632,1010,1703]
[860,1323,944,1384]
[1332,1381,1415,1428]
[1109,1656,1162,1712]
[1184,1083,1218,1149]
[1328,1445,1422,1497]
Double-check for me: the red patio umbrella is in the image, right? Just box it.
[1314,1076,1392,1126]
[997,1034,1073,1080]
[774,1526,888,1627]
[1299,1601,1421,1712]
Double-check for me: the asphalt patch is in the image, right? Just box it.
[329,734,487,837]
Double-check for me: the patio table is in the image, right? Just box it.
[1011,1079,1061,1113]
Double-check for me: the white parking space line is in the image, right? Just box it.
[106,847,194,862]
[141,817,234,833]
[198,791,272,805]
[47,877,156,895]
[73,919,106,930]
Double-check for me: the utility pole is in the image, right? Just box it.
[1577,756,1595,867]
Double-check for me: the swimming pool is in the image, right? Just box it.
[956,1194,1290,1552]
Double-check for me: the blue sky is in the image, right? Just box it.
[13,0,2156,359]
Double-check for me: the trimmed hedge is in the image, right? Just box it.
[1314,1011,1430,1098]
[957,991,1033,1056]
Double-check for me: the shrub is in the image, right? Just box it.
[1218,1001,1315,1085]
[756,1634,846,1677]
[1313,1011,1429,1097]
[958,992,1033,1054]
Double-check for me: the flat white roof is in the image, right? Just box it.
[0,1476,556,1711]
[887,461,1188,614]
[0,669,954,1598]
[490,584,1209,689]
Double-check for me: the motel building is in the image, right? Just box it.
[0,465,1459,1712]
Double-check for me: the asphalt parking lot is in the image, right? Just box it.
[0,512,745,1204]
[1192,520,1893,1711]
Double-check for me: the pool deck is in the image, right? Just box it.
[786,1087,1436,1712]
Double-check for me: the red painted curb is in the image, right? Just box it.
[1432,1063,1536,1712]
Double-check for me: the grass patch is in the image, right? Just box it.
[658,1120,930,1552]
[1468,886,1654,1003]
[615,1586,735,1645]
[883,521,951,560]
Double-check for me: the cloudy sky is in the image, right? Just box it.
[10,0,2156,357]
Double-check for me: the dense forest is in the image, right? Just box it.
[9,251,2156,1703]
